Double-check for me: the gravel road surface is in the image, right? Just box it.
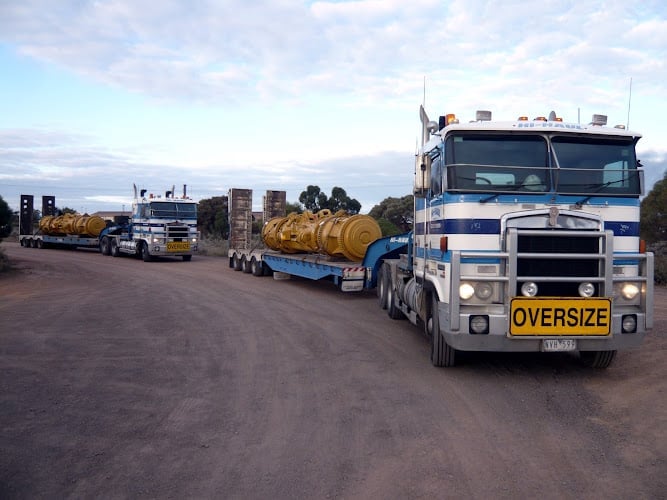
[1,241,665,499]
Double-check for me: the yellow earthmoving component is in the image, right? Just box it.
[262,209,382,261]
[38,213,106,237]
[317,213,382,261]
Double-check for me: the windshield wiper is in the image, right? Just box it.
[573,178,633,208]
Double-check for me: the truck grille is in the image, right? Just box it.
[507,228,609,298]
[167,224,189,241]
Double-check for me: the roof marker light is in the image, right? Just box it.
[591,114,607,126]
[534,116,547,121]
[476,110,492,121]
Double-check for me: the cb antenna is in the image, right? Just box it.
[626,77,633,130]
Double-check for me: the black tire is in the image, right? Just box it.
[428,293,457,367]
[580,350,616,369]
[377,264,389,310]
[386,278,405,320]
[232,254,242,271]
[251,257,263,276]
[36,239,43,249]
[110,239,120,257]
[100,237,111,256]
[182,255,192,262]
[140,242,152,262]
[241,256,252,273]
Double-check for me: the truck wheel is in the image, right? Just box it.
[110,239,120,257]
[251,257,263,276]
[36,239,43,249]
[377,264,389,310]
[241,256,252,273]
[232,254,242,271]
[580,350,616,369]
[182,255,192,262]
[386,279,405,320]
[428,293,456,367]
[140,242,153,262]
[100,237,111,256]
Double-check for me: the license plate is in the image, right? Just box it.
[167,241,190,252]
[510,297,611,336]
[542,339,577,352]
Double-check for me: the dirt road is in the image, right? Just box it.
[1,241,665,499]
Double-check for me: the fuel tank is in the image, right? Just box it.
[39,213,106,237]
[262,209,382,261]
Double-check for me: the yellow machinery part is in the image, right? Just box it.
[38,213,106,237]
[262,209,381,261]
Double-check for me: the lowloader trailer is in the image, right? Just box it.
[227,188,407,291]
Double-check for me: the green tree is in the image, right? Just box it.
[298,185,361,214]
[641,171,667,243]
[368,195,414,232]
[0,195,12,238]
[299,185,328,212]
[198,196,229,238]
[58,207,77,215]
[285,201,303,214]
[328,187,361,214]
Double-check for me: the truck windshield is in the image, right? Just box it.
[150,202,197,219]
[444,134,551,193]
[443,133,640,198]
[551,136,640,196]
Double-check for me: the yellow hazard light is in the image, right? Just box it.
[554,117,563,122]
[534,116,547,121]
[445,113,458,125]
[518,116,529,121]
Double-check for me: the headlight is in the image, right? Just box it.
[521,281,538,297]
[459,283,475,300]
[621,283,639,300]
[475,283,493,300]
[578,282,595,297]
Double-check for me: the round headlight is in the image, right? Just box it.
[459,283,475,300]
[521,282,538,297]
[475,283,493,300]
[578,282,595,297]
[621,283,640,300]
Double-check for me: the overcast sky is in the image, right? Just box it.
[1,0,666,214]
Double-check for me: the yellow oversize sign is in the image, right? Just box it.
[510,297,611,336]
[167,241,190,252]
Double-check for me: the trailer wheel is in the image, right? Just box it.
[241,256,252,273]
[386,277,405,320]
[232,253,242,271]
[110,239,120,257]
[580,350,616,369]
[251,257,263,276]
[182,255,192,262]
[428,293,457,367]
[100,237,111,256]
[377,264,389,310]
[36,239,43,249]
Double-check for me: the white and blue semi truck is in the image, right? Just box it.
[377,107,654,368]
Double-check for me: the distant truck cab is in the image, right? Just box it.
[99,184,199,261]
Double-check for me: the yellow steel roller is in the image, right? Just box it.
[317,213,382,261]
[38,213,106,237]
[262,209,381,261]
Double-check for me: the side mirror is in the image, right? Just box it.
[414,153,432,197]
